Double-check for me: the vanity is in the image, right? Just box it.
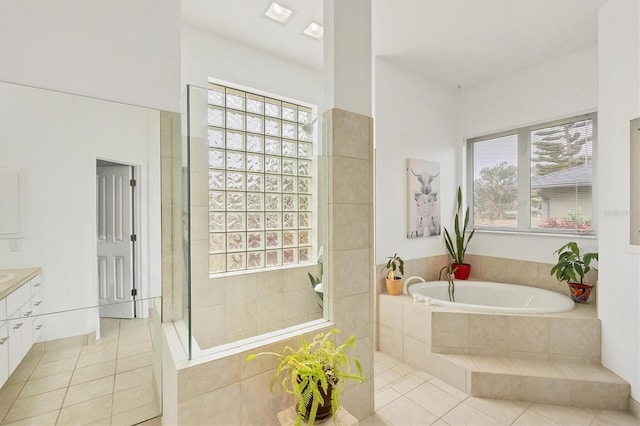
[0,267,43,388]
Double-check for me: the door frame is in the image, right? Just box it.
[95,158,142,318]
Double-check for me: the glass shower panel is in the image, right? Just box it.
[186,84,328,357]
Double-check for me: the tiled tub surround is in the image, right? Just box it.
[376,254,598,299]
[378,294,632,412]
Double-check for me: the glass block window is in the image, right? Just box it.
[468,113,596,235]
[207,83,316,274]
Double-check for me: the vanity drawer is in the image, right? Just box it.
[32,316,43,341]
[31,296,43,316]
[0,324,8,388]
[6,284,29,317]
[30,276,43,294]
[0,298,6,322]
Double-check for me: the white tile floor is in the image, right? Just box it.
[0,318,160,426]
[362,352,640,426]
[6,322,637,426]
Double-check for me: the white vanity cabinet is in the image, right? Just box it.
[7,282,32,373]
[30,276,44,341]
[0,300,8,387]
[0,271,43,388]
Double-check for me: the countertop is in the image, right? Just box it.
[0,268,41,300]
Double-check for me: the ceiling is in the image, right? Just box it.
[181,0,607,90]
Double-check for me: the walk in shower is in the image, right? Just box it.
[173,84,329,358]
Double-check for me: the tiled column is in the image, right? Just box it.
[324,0,374,419]
[160,110,183,322]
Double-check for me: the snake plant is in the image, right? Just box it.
[444,186,475,264]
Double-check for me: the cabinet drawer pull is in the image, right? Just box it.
[13,323,23,330]
[0,337,7,345]
[35,325,43,331]
[34,301,42,306]
[33,283,41,288]
[25,311,33,317]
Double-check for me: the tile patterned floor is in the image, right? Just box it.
[5,324,636,426]
[361,351,640,426]
[0,318,160,426]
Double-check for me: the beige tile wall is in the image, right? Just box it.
[162,107,376,425]
[191,266,323,349]
[160,111,183,323]
[376,254,598,300]
[326,108,374,419]
[378,293,602,366]
[184,103,324,350]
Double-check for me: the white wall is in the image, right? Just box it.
[597,0,640,401]
[374,58,460,263]
[459,45,599,264]
[0,82,161,341]
[0,0,181,112]
[182,25,323,110]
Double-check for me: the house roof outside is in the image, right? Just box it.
[530,164,592,189]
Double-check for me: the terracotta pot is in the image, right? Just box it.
[452,263,471,280]
[385,277,403,295]
[567,282,594,303]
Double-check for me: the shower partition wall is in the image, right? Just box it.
[183,84,329,357]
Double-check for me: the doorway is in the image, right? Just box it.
[96,160,138,318]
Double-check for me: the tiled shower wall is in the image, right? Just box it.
[160,107,375,425]
[376,254,598,299]
[160,111,183,323]
[188,111,323,350]
[190,266,323,349]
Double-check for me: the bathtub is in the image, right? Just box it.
[408,280,574,314]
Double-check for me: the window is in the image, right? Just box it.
[206,83,316,273]
[468,113,596,234]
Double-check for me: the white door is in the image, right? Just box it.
[97,165,135,318]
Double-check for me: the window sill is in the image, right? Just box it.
[473,228,597,239]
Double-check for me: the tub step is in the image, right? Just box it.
[429,303,602,363]
[432,353,630,411]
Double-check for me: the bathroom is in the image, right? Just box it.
[0,0,639,425]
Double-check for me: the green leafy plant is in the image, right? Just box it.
[308,259,323,307]
[438,262,457,302]
[444,186,475,264]
[383,253,405,280]
[550,242,598,284]
[246,328,364,426]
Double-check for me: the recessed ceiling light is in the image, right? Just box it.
[264,2,293,24]
[303,21,324,40]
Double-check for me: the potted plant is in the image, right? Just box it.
[438,261,457,302]
[443,186,475,279]
[308,253,323,308]
[383,253,404,295]
[246,328,364,426]
[550,242,598,303]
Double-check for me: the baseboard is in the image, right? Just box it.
[42,332,95,352]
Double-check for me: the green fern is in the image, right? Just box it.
[246,328,364,426]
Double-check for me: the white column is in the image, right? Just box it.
[323,0,375,420]
[324,0,372,117]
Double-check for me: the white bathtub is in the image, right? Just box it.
[408,280,574,314]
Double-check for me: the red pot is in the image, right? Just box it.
[452,263,471,280]
[567,282,594,303]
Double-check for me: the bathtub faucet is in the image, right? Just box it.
[402,276,426,295]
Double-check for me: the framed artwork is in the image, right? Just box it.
[406,158,441,238]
